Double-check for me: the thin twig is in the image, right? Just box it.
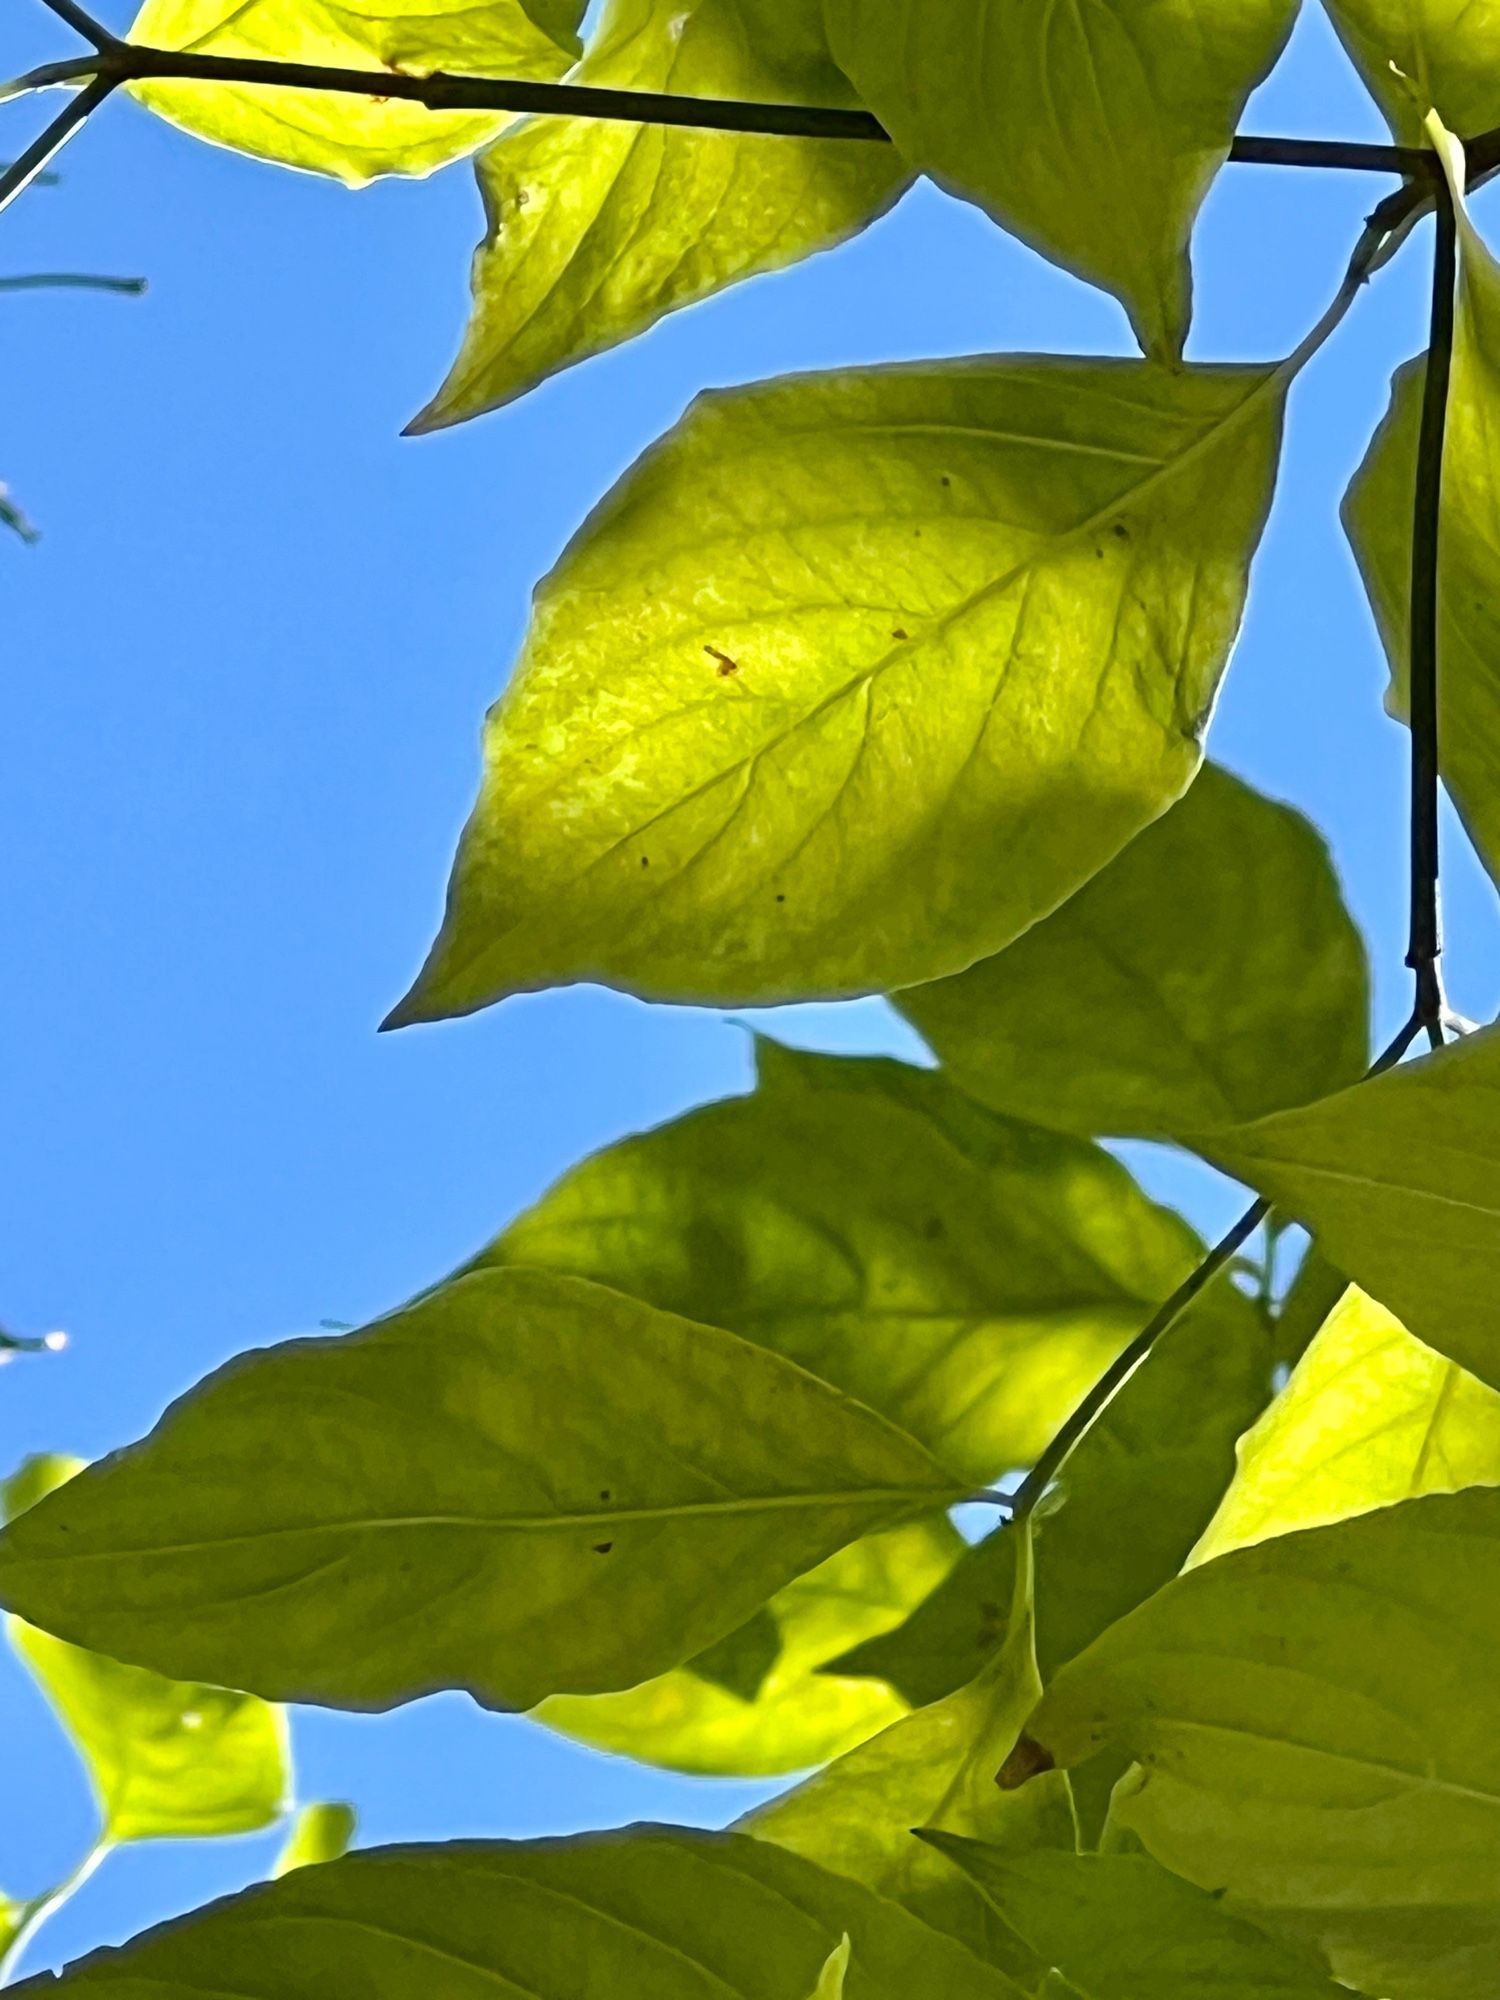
[0,75,113,220]
[0,269,144,291]
[1,55,104,99]
[1407,182,1458,1048]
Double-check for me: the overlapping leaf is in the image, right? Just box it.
[536,1515,960,1776]
[823,0,1298,357]
[1192,1284,1500,1565]
[900,764,1368,1137]
[127,0,583,182]
[1006,1490,1500,2000]
[1344,151,1500,891]
[272,1802,357,1877]
[0,1269,962,1712]
[476,1042,1241,1479]
[3,1455,288,1845]
[13,1827,1028,2000]
[1195,1026,1500,1393]
[1321,0,1500,143]
[415,0,907,426]
[388,356,1286,1019]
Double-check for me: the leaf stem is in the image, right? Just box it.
[0,1839,110,1986]
[0,75,113,220]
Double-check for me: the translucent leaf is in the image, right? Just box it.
[746,1521,1075,1978]
[414,0,907,426]
[1321,0,1500,143]
[1192,1285,1500,1565]
[127,0,583,183]
[806,1934,851,2000]
[3,1454,288,1845]
[537,1515,961,1777]
[0,1270,963,1712]
[1194,1027,1500,1394]
[1007,1490,1500,2000]
[899,765,1369,1138]
[823,0,1298,358]
[923,1842,1351,2000]
[476,1042,1244,1480]
[272,1803,357,1877]
[387,357,1286,1020]
[20,1826,1028,2000]
[1343,162,1500,891]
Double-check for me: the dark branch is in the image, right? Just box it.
[0,269,144,290]
[31,0,118,52]
[0,76,114,220]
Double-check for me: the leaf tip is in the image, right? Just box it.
[996,1734,1055,1791]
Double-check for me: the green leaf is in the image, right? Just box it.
[1191,1284,1500,1566]
[1343,163,1500,890]
[476,1042,1246,1481]
[272,1802,357,1877]
[1322,0,1500,143]
[0,1269,963,1712]
[386,356,1287,1020]
[413,0,907,427]
[3,1455,288,1846]
[1193,1026,1500,1394]
[922,1842,1351,2000]
[822,0,1298,358]
[1269,1243,1348,1372]
[899,765,1369,1138]
[1005,1490,1500,2000]
[537,1515,961,1777]
[806,1933,851,2000]
[19,1825,1028,2000]
[746,1522,1075,1976]
[126,0,583,183]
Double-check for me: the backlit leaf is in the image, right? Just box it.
[1192,1285,1500,1565]
[537,1515,961,1776]
[414,0,907,426]
[900,765,1369,1137]
[476,1042,1246,1480]
[272,1803,357,1877]
[4,1455,288,1845]
[127,0,582,183]
[806,1933,851,2000]
[1321,0,1500,142]
[0,1269,963,1712]
[17,1826,1028,2000]
[823,0,1298,357]
[1194,1026,1500,1393]
[1007,1490,1500,2000]
[388,356,1286,1019]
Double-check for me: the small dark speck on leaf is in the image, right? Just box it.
[599,1489,611,1502]
[593,1542,614,1555]
[940,474,952,487]
[1112,522,1130,539]
[776,893,786,903]
[892,627,910,640]
[640,856,650,869]
[705,644,739,677]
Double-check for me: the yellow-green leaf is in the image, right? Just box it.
[537,1515,961,1777]
[1192,1284,1500,1566]
[127,0,583,183]
[1193,1026,1500,1394]
[1344,155,1500,890]
[1322,0,1500,143]
[806,1934,851,2000]
[4,1454,288,1845]
[900,764,1368,1138]
[272,1802,357,1877]
[0,1269,963,1712]
[413,0,906,426]
[1008,1490,1500,2000]
[823,0,1298,358]
[388,357,1286,1019]
[475,1042,1245,1480]
[20,1827,1028,2000]
[747,1522,1075,1976]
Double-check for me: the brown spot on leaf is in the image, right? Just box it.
[593,1542,614,1555]
[892,627,910,641]
[705,645,739,677]
[997,1735,1055,1790]
[1112,522,1130,540]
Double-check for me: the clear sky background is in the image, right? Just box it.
[4,0,1500,1978]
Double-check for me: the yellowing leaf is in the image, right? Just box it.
[823,0,1298,357]
[1194,1026,1500,1394]
[747,1522,1074,1976]
[1344,149,1500,891]
[537,1516,960,1777]
[1322,0,1500,142]
[901,765,1369,1138]
[1192,1285,1500,1566]
[127,0,583,183]
[476,1043,1244,1480]
[272,1802,357,1877]
[0,1270,963,1712]
[414,0,906,426]
[22,1827,1028,2000]
[388,357,1286,1019]
[1009,1490,1500,2000]
[3,1454,288,1846]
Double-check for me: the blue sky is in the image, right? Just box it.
[4,0,1499,1977]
